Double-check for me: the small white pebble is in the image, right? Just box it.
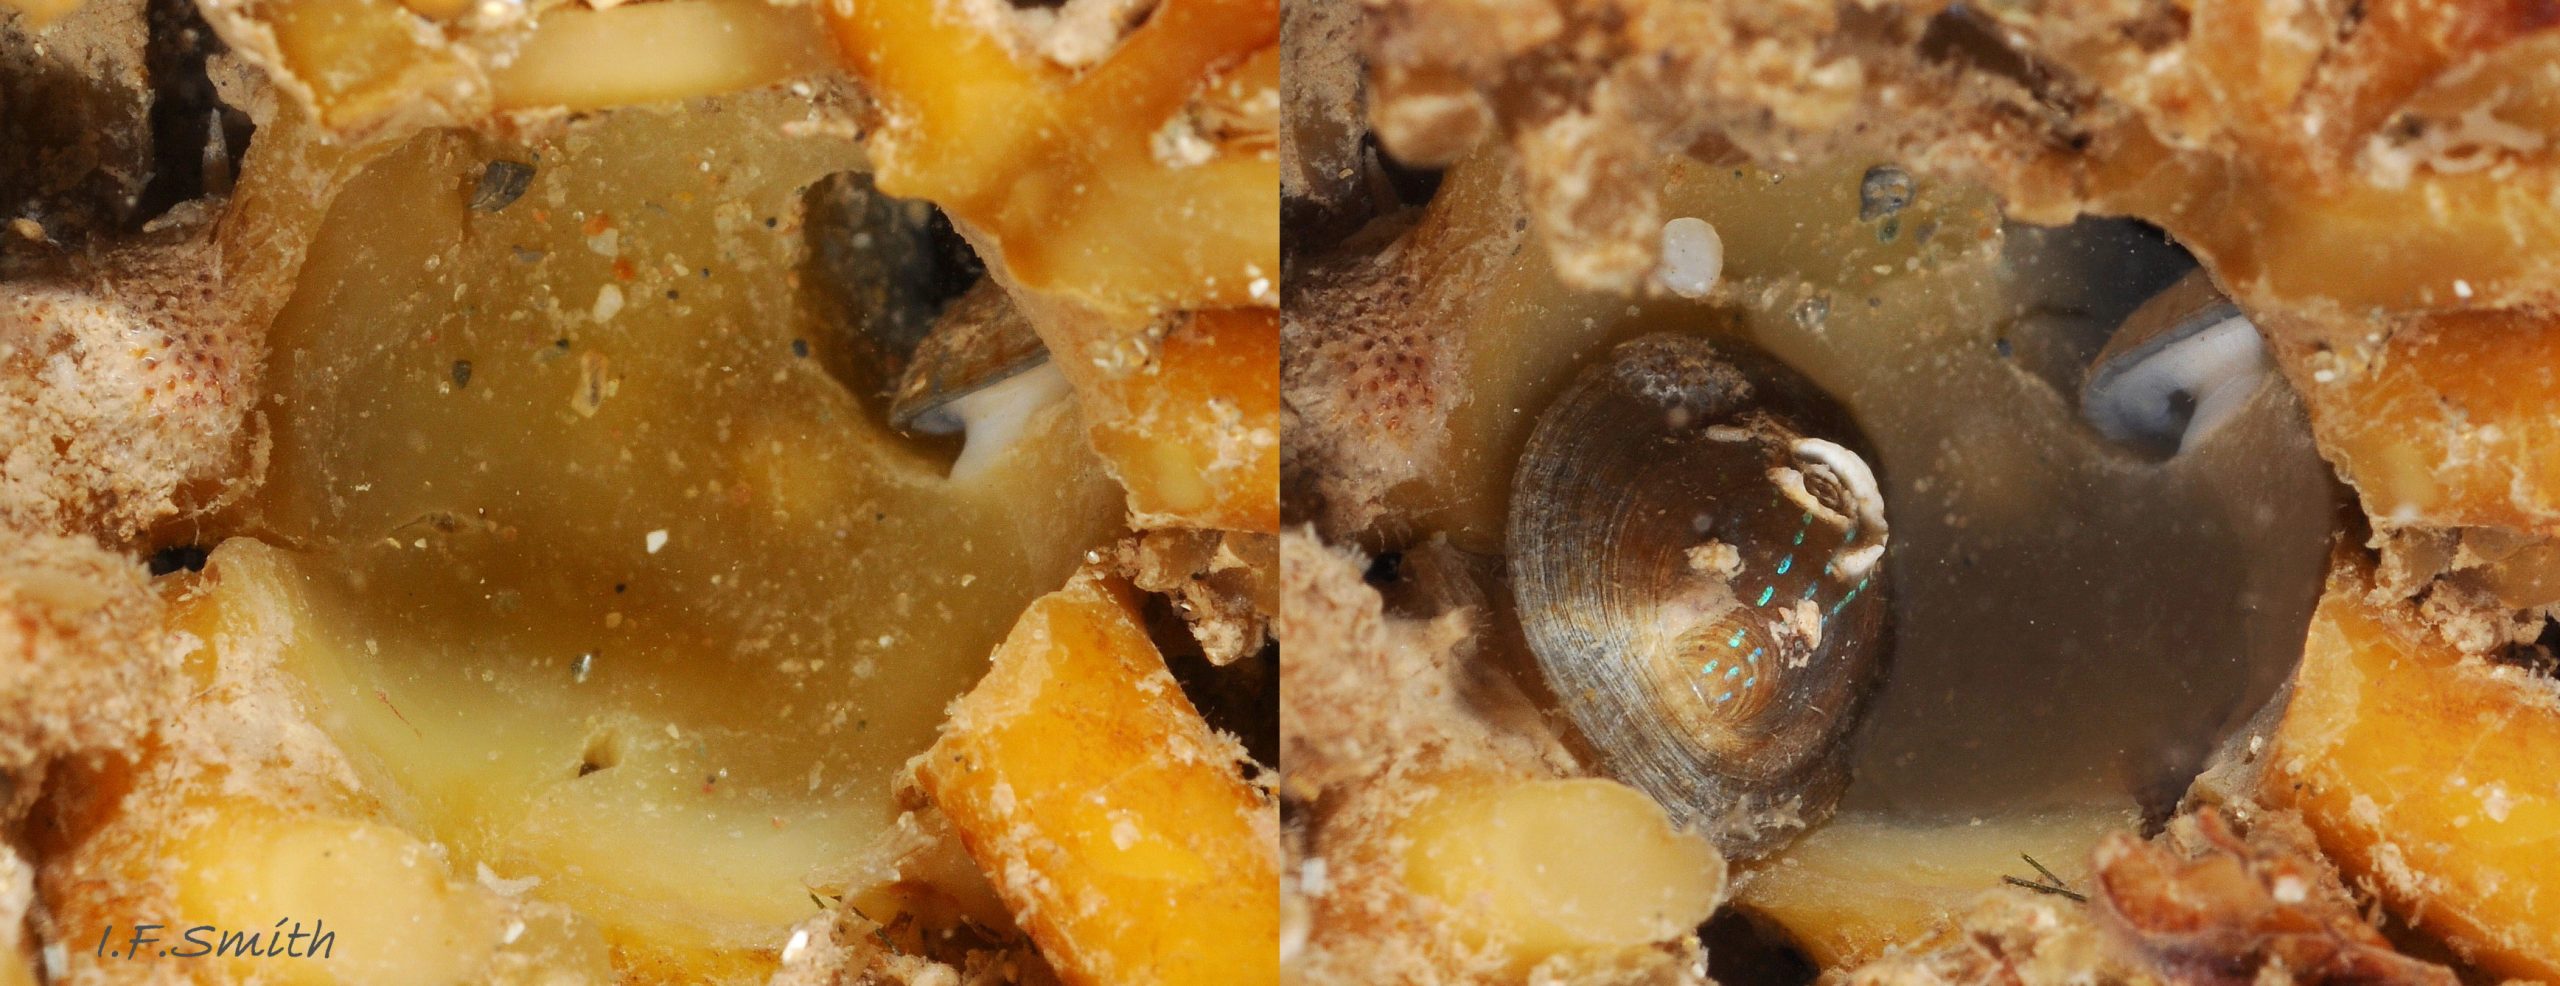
[2454,279,2475,299]
[645,529,669,554]
[2271,874,2308,903]
[780,928,811,965]
[1654,217,1724,299]
[2312,368,2337,384]
[593,283,625,321]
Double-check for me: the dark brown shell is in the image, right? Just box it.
[888,280,1049,433]
[1508,333,1891,858]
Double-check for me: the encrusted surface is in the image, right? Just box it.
[1282,1,2560,981]
[6,0,1277,982]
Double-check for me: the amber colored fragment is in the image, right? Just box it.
[488,0,832,113]
[1088,309,1280,531]
[2087,138,2560,315]
[914,572,1278,986]
[244,0,482,132]
[824,0,1279,319]
[2264,554,2560,982]
[1740,807,2132,970]
[1400,776,1724,973]
[2261,309,2560,532]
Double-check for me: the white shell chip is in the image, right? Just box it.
[1655,217,1725,299]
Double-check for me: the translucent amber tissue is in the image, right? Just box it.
[1400,777,1725,973]
[915,572,1280,986]
[2266,555,2560,982]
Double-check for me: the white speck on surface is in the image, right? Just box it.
[593,283,625,321]
[1654,217,1724,299]
[1111,816,1140,850]
[1686,541,1741,577]
[501,920,525,945]
[1301,857,1330,896]
[477,862,541,897]
[2271,874,2307,903]
[2313,368,2337,383]
[2454,279,2474,299]
[780,928,811,964]
[645,529,669,554]
[2482,783,2514,822]
[1250,276,1272,300]
[42,944,64,980]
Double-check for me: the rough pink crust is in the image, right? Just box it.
[0,534,173,795]
[1280,161,1527,537]
[1,227,265,546]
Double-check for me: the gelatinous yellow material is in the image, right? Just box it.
[38,559,615,984]
[825,0,1278,320]
[489,0,832,113]
[169,801,612,986]
[227,92,1119,972]
[1089,308,1281,531]
[2266,555,2560,983]
[915,572,1279,986]
[0,0,84,29]
[1401,777,1725,972]
[1738,806,2137,969]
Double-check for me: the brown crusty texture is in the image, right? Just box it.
[1113,528,1276,666]
[1278,0,1369,242]
[1282,529,1692,985]
[0,0,154,266]
[1846,808,2458,986]
[0,533,171,804]
[0,121,271,823]
[1277,530,1568,797]
[1362,0,2560,303]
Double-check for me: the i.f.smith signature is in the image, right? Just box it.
[93,920,334,960]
